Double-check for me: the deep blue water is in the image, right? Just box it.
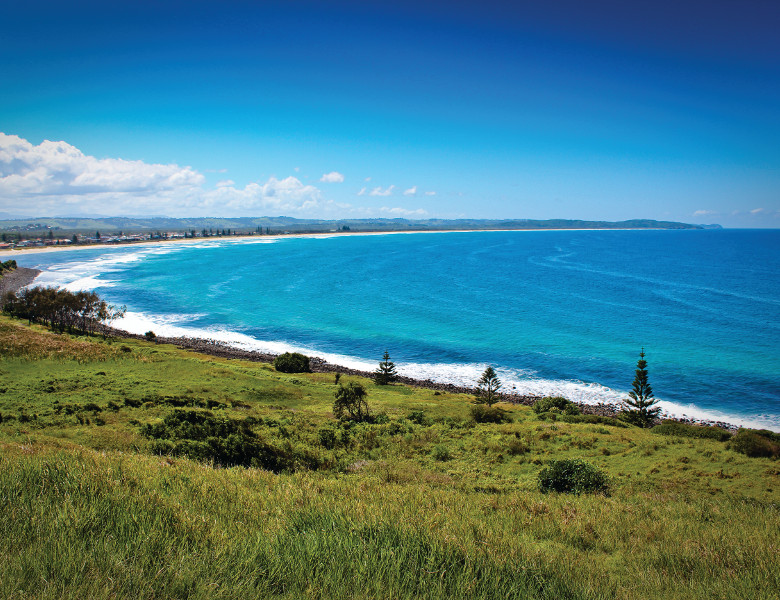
[16,229,780,430]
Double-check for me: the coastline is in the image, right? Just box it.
[103,326,739,431]
[2,230,762,433]
[0,227,678,259]
[0,267,42,296]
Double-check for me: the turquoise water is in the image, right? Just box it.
[18,229,780,430]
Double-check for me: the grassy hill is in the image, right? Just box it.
[0,316,776,599]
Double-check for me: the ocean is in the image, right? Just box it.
[14,229,780,431]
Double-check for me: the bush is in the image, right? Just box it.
[407,410,431,426]
[533,397,580,415]
[141,409,319,471]
[538,459,609,494]
[470,405,512,424]
[333,382,370,421]
[652,421,732,442]
[144,331,156,340]
[273,352,311,373]
[728,429,780,458]
[431,444,452,461]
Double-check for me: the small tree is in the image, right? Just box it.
[622,348,660,427]
[333,381,370,421]
[374,350,399,385]
[475,366,502,406]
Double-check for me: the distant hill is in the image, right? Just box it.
[0,216,704,235]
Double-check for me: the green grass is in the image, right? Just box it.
[1,315,778,599]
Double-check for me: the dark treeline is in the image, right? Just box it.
[2,286,126,335]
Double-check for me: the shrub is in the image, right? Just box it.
[652,421,732,442]
[407,410,431,426]
[533,396,580,415]
[470,405,512,424]
[538,459,609,494]
[431,444,452,461]
[273,352,311,373]
[318,427,338,449]
[141,409,319,472]
[507,438,530,455]
[144,331,156,340]
[728,429,780,458]
[333,382,370,421]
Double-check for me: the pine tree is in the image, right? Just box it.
[374,350,399,385]
[622,348,660,427]
[475,366,502,406]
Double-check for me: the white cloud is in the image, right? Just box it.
[364,177,371,182]
[369,185,394,197]
[0,133,204,197]
[403,186,417,196]
[379,206,427,216]
[0,132,435,219]
[0,132,326,217]
[357,187,366,196]
[750,207,765,214]
[320,171,344,183]
[693,209,716,216]
[425,191,437,196]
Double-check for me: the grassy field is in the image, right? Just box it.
[1,315,778,599]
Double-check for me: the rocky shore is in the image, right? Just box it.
[0,267,42,297]
[102,328,679,423]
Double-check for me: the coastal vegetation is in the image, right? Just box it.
[273,351,311,373]
[0,314,778,599]
[374,350,399,385]
[621,349,660,427]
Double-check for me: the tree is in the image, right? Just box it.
[95,231,101,240]
[273,352,311,373]
[333,381,370,421]
[374,350,398,385]
[622,348,660,427]
[475,366,502,406]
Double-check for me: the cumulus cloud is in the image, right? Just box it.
[403,186,417,196]
[0,133,204,197]
[320,171,344,183]
[0,132,328,217]
[369,185,394,197]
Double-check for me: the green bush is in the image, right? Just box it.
[407,410,431,426]
[652,421,732,442]
[538,459,609,494]
[533,396,580,415]
[273,352,311,373]
[728,429,780,458]
[141,410,319,472]
[431,444,452,461]
[470,405,512,424]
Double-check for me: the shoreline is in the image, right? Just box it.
[0,227,689,259]
[104,326,740,431]
[0,267,42,296]
[2,233,757,433]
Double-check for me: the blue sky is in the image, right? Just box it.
[1,0,778,226]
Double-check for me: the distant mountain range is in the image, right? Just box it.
[0,216,710,234]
